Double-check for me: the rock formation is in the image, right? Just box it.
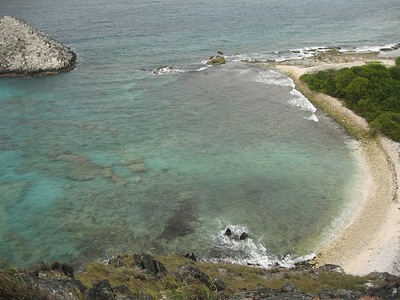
[0,16,76,76]
[2,254,400,300]
[206,55,226,65]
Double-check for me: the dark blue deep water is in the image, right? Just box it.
[0,0,399,267]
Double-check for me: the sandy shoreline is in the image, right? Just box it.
[274,52,400,275]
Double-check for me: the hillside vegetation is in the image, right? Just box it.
[300,57,400,142]
[1,254,400,299]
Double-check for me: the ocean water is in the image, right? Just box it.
[0,0,399,268]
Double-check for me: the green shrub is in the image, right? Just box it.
[300,61,400,142]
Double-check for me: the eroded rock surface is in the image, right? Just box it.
[0,16,76,76]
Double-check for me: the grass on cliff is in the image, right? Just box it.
[0,261,51,300]
[75,254,377,299]
[0,255,385,299]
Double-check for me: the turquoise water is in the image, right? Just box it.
[0,0,399,268]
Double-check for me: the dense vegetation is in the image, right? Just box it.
[300,57,400,142]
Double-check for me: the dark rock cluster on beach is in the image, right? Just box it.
[0,16,76,76]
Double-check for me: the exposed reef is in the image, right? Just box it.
[0,16,76,77]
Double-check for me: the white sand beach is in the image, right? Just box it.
[275,53,400,275]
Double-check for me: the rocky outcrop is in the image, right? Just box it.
[2,254,400,300]
[0,16,76,76]
[133,253,167,276]
[206,55,226,65]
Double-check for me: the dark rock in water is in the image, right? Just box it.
[56,153,101,181]
[206,55,226,65]
[239,232,248,240]
[184,252,197,262]
[133,253,167,276]
[159,199,198,239]
[224,229,249,241]
[0,16,76,77]
[224,228,232,236]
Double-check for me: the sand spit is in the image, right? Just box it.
[275,52,400,275]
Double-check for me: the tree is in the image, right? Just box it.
[334,68,355,97]
[344,76,369,103]
[300,57,400,142]
[370,112,400,142]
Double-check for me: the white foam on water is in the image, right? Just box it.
[289,89,316,112]
[152,66,185,75]
[305,114,319,122]
[226,53,252,62]
[255,70,319,122]
[209,221,316,269]
[340,43,399,53]
[317,140,372,250]
[255,70,294,87]
[195,65,211,72]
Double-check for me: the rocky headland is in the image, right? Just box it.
[0,16,76,76]
[1,253,400,300]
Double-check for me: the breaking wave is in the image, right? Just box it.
[209,221,316,269]
[255,70,318,122]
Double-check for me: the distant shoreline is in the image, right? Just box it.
[274,51,400,275]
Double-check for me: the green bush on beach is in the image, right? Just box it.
[300,59,400,142]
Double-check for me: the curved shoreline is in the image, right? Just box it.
[275,58,400,275]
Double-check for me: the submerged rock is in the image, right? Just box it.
[159,199,199,240]
[0,16,76,76]
[128,163,148,173]
[56,154,101,181]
